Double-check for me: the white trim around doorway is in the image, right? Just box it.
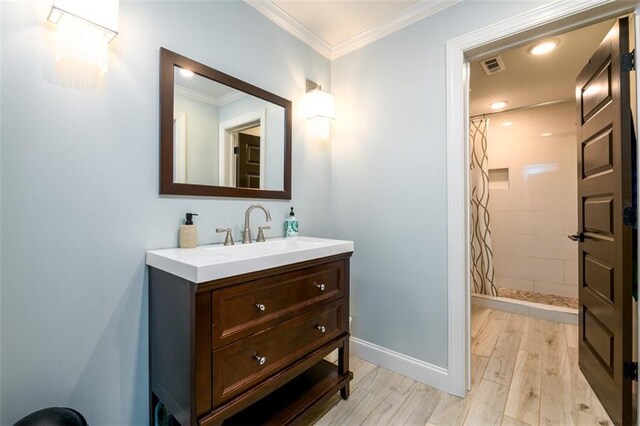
[445,0,639,399]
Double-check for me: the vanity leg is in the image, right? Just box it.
[338,340,349,375]
[150,392,159,426]
[340,384,351,400]
[338,340,350,400]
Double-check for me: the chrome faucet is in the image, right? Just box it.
[242,204,272,244]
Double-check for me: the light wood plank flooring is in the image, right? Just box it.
[307,306,612,425]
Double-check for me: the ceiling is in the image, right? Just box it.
[469,19,615,117]
[246,0,459,59]
[271,0,420,46]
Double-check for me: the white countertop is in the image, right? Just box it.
[146,236,354,283]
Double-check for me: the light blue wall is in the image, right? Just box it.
[1,0,579,423]
[174,94,221,185]
[0,1,331,424]
[330,0,550,368]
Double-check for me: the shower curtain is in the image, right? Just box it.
[470,118,497,296]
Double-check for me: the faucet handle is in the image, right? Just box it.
[257,225,271,243]
[216,228,235,246]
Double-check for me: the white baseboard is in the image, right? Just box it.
[350,337,449,393]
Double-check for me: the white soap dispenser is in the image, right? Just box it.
[179,213,198,248]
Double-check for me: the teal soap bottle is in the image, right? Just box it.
[285,207,299,237]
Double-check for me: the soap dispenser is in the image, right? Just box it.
[285,207,299,237]
[179,213,198,248]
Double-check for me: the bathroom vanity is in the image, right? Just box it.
[147,237,353,425]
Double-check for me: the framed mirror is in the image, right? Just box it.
[160,48,292,199]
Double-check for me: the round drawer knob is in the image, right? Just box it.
[316,283,325,291]
[255,355,266,365]
[316,325,326,333]
[255,303,266,311]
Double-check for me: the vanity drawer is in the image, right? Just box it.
[212,299,345,405]
[212,260,345,347]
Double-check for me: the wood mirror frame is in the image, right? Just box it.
[160,48,292,199]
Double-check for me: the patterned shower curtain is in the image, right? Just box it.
[470,118,497,296]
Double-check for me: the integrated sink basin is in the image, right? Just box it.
[201,237,323,257]
[146,236,354,283]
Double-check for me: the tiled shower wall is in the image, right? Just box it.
[487,102,578,299]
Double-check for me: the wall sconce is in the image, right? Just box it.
[304,79,335,140]
[47,0,119,73]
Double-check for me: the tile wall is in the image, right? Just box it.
[486,102,579,299]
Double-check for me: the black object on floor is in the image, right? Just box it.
[13,407,87,426]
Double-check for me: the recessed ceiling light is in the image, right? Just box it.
[490,100,508,110]
[180,68,194,78]
[501,121,513,127]
[540,132,552,137]
[529,39,559,56]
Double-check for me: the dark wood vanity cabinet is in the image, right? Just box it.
[149,252,353,425]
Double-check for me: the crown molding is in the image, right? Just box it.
[217,91,247,106]
[244,0,332,59]
[175,85,246,107]
[332,0,462,59]
[244,0,460,60]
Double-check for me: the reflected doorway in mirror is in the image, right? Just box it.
[218,110,266,189]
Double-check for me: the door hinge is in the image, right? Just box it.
[622,49,635,72]
[623,207,636,227]
[233,146,239,155]
[624,361,638,381]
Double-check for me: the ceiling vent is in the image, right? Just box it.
[480,56,506,75]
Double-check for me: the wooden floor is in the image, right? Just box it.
[307,306,613,425]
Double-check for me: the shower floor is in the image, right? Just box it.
[497,287,578,310]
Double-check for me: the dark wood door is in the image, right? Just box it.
[236,133,260,189]
[575,17,633,426]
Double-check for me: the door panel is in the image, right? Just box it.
[584,254,614,302]
[582,127,613,177]
[576,17,633,426]
[581,59,613,122]
[584,196,614,235]
[584,308,614,370]
[236,133,261,189]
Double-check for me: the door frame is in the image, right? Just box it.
[445,0,640,399]
[173,111,187,183]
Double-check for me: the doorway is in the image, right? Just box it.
[445,2,640,425]
[467,18,617,313]
[218,110,266,188]
[467,16,636,425]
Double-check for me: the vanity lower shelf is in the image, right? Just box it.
[223,360,353,426]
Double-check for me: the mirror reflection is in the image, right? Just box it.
[173,66,286,190]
